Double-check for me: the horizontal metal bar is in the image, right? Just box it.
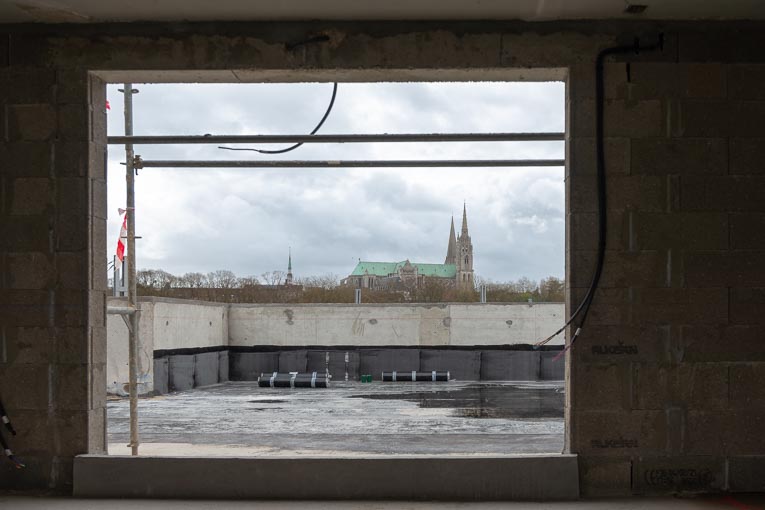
[107,306,136,316]
[134,159,565,169]
[108,132,565,145]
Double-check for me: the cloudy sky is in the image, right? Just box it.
[106,81,564,283]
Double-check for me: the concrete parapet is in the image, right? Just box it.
[153,358,168,395]
[228,302,565,348]
[229,352,279,381]
[420,349,481,381]
[360,348,420,380]
[540,351,565,380]
[193,352,219,388]
[306,350,360,380]
[278,349,308,373]
[167,355,195,392]
[109,298,566,394]
[73,454,580,500]
[218,351,229,382]
[480,350,540,380]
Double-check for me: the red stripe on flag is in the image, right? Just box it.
[116,213,127,262]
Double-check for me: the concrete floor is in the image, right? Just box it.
[108,381,564,456]
[2,496,764,509]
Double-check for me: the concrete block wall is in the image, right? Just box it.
[2,20,765,495]
[0,62,107,490]
[567,37,765,495]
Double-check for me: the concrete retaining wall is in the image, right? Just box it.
[108,298,565,394]
[156,347,564,394]
[153,301,228,351]
[226,347,564,384]
[106,299,156,396]
[107,297,228,395]
[229,303,565,347]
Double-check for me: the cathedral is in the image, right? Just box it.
[343,204,475,290]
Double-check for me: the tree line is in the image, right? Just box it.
[128,268,564,304]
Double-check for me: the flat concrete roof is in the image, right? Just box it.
[108,381,564,456]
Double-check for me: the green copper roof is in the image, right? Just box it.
[350,260,456,278]
[414,263,457,277]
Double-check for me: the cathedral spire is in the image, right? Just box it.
[461,202,469,235]
[285,248,293,285]
[445,215,457,265]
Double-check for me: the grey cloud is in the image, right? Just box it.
[107,81,565,282]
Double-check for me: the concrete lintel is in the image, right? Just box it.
[74,454,579,500]
[93,68,567,84]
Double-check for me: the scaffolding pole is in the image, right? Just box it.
[107,132,565,145]
[122,83,140,456]
[133,158,565,169]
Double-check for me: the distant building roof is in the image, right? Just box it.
[350,260,456,278]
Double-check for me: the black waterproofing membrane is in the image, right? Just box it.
[257,372,330,388]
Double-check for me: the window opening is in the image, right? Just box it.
[104,81,566,458]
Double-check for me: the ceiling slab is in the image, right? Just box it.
[2,0,765,23]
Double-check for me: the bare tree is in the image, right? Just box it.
[207,269,238,289]
[237,275,260,288]
[299,273,340,289]
[514,276,537,294]
[180,272,208,288]
[260,270,286,286]
[538,276,564,302]
[137,268,176,289]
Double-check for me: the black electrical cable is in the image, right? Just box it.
[0,428,24,469]
[536,35,663,351]
[0,399,23,468]
[219,83,338,155]
[0,399,16,436]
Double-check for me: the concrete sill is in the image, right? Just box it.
[74,454,578,500]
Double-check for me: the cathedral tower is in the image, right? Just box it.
[444,216,457,265]
[456,203,474,289]
[285,248,293,286]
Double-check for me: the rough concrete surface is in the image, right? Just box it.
[107,381,564,456]
[228,302,565,347]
